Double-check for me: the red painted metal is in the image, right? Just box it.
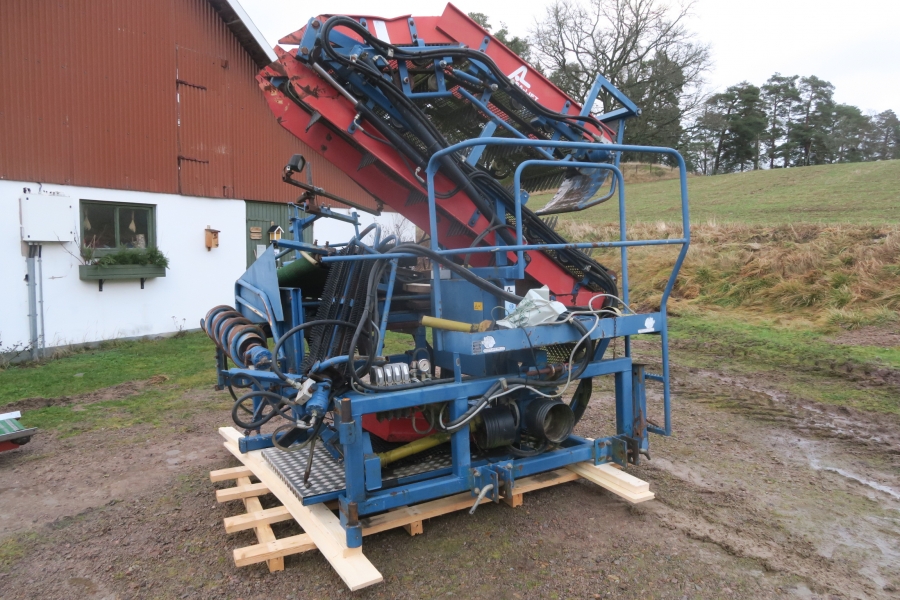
[362,413,432,443]
[0,0,378,209]
[259,41,600,302]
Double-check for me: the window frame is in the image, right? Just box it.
[79,200,157,255]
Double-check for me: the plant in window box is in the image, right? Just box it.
[78,246,169,286]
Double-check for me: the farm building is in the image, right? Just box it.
[0,0,392,358]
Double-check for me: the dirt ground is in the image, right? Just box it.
[1,343,899,600]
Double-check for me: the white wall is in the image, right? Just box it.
[0,180,246,350]
[311,209,417,247]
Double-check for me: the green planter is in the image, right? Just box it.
[79,264,166,290]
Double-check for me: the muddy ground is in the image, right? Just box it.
[1,340,899,600]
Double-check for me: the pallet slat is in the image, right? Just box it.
[213,427,655,590]
[215,482,269,502]
[566,462,655,503]
[234,533,317,567]
[224,506,293,533]
[210,466,254,482]
[219,427,384,591]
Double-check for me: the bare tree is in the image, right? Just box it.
[530,0,710,150]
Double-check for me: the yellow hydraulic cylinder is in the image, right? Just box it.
[377,419,480,466]
[420,315,492,333]
[377,432,451,466]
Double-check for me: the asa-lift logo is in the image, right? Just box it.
[507,65,539,101]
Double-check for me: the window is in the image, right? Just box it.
[80,201,156,251]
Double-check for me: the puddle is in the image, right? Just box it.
[797,439,900,501]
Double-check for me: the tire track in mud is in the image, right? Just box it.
[637,367,900,598]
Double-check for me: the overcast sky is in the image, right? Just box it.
[241,0,898,114]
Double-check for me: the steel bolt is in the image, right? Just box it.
[300,46,309,55]
[311,19,320,29]
[403,77,409,83]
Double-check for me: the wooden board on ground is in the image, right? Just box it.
[212,426,654,591]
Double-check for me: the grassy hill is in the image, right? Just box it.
[530,159,900,225]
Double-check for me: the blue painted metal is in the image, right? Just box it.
[209,23,692,546]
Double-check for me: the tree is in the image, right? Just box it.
[468,12,533,63]
[618,52,687,158]
[826,104,872,163]
[788,76,835,166]
[760,74,800,168]
[529,0,711,157]
[704,83,766,173]
[869,110,900,160]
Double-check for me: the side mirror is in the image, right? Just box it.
[286,154,306,174]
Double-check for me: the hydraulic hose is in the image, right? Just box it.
[231,390,294,430]
[271,319,357,383]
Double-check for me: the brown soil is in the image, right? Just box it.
[1,363,899,599]
[4,375,170,412]
[827,324,900,349]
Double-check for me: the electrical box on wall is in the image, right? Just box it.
[20,195,76,242]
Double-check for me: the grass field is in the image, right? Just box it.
[530,159,900,225]
[3,161,898,430]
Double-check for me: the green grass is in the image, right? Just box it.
[0,332,213,403]
[669,313,900,414]
[530,159,900,225]
[0,332,225,435]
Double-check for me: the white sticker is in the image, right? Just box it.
[372,20,391,43]
[638,317,656,333]
[504,285,516,315]
[481,335,506,353]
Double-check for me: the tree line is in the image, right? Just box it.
[689,76,899,174]
[472,0,899,174]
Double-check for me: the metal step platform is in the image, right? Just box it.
[263,444,453,504]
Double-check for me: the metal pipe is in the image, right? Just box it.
[25,244,39,361]
[420,315,487,333]
[469,484,493,514]
[377,431,451,466]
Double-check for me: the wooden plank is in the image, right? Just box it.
[210,466,254,482]
[567,462,655,504]
[360,492,475,535]
[215,482,269,502]
[233,533,317,567]
[403,521,423,536]
[219,427,383,591]
[237,476,284,572]
[361,469,581,534]
[224,506,293,533]
[512,468,580,495]
[568,462,650,494]
[502,493,523,508]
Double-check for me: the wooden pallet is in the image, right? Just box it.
[212,426,653,591]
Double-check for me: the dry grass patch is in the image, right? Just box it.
[561,221,900,327]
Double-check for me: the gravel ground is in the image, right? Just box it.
[1,351,898,599]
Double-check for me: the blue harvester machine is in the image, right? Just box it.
[203,5,689,558]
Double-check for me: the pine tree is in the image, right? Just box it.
[761,74,800,168]
[705,83,767,173]
[788,76,835,166]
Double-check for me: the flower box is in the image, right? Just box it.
[79,264,166,290]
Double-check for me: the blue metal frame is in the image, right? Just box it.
[214,20,690,550]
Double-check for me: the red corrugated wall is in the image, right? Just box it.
[0,0,377,208]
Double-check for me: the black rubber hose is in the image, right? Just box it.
[231,390,293,430]
[271,319,357,382]
[505,439,549,457]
